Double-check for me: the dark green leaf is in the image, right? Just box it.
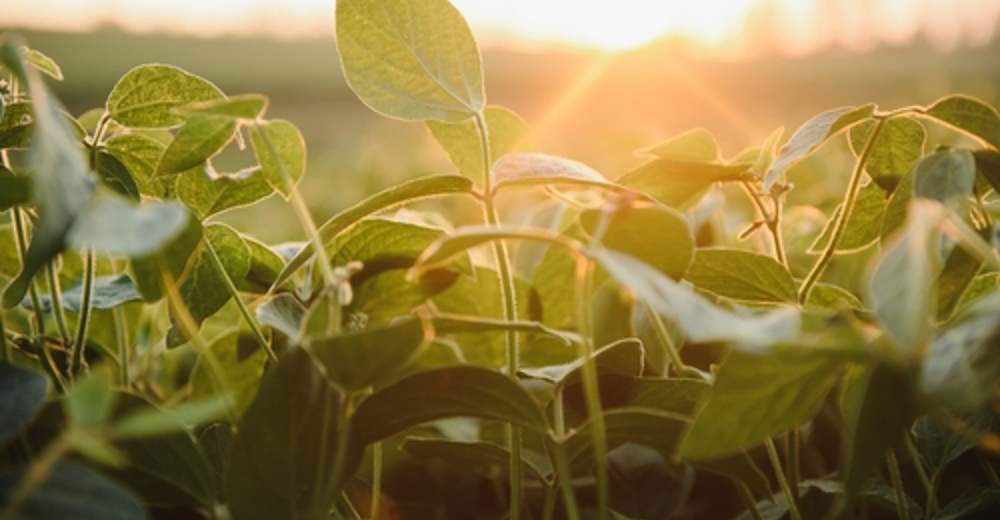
[0,101,33,149]
[130,210,203,301]
[107,64,225,128]
[913,149,976,204]
[26,273,141,312]
[0,362,48,444]
[580,205,694,281]
[976,150,1000,193]
[0,168,30,211]
[401,437,550,481]
[352,366,547,445]
[155,113,238,176]
[176,166,274,219]
[95,151,140,200]
[933,488,1000,520]
[335,0,485,121]
[250,119,305,198]
[520,338,643,388]
[67,195,191,257]
[427,105,535,183]
[564,408,690,474]
[637,128,720,163]
[912,410,994,474]
[684,248,796,303]
[617,159,749,209]
[240,235,286,293]
[849,116,925,193]
[809,181,888,253]
[925,94,1000,149]
[0,462,144,520]
[308,317,426,392]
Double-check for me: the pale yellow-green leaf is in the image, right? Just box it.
[427,105,535,183]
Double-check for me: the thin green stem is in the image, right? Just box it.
[734,479,764,520]
[764,437,802,520]
[203,240,276,362]
[740,181,789,269]
[11,208,46,338]
[786,430,800,512]
[886,450,912,520]
[44,262,70,347]
[645,303,691,377]
[474,111,523,520]
[70,248,95,376]
[339,491,363,520]
[371,441,383,519]
[798,117,887,304]
[903,434,936,514]
[551,438,582,520]
[574,257,609,520]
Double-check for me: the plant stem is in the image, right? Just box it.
[551,438,583,520]
[903,434,936,514]
[798,117,886,304]
[979,453,1000,487]
[645,302,695,377]
[371,441,383,519]
[734,479,765,520]
[203,240,276,362]
[886,450,912,520]
[11,208,46,338]
[43,262,70,347]
[764,437,802,520]
[70,248,95,376]
[474,111,524,520]
[786,430,800,512]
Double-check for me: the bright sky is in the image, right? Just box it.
[2,0,999,54]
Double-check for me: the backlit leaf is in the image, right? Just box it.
[0,101,33,149]
[925,94,1000,149]
[849,116,925,193]
[177,166,274,219]
[250,119,305,198]
[580,205,694,281]
[637,128,720,163]
[95,151,140,200]
[683,248,796,303]
[913,149,976,204]
[177,94,268,120]
[618,159,749,208]
[412,225,575,276]
[23,47,63,80]
[155,113,238,176]
[107,64,224,128]
[880,168,915,241]
[936,226,989,322]
[493,152,616,193]
[428,105,535,183]
[240,236,286,293]
[103,133,169,198]
[809,181,888,253]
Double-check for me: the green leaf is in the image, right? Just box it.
[240,236,286,293]
[678,347,849,460]
[23,47,63,80]
[352,366,547,445]
[881,168,915,241]
[492,152,618,193]
[113,397,230,439]
[849,116,925,193]
[936,226,989,322]
[925,94,1000,149]
[176,166,274,219]
[155,113,238,176]
[177,94,269,120]
[130,211,203,301]
[326,217,472,278]
[975,150,1000,192]
[67,195,192,257]
[955,273,997,313]
[27,273,142,313]
[593,249,800,349]
[104,133,169,198]
[867,200,939,352]
[580,205,694,281]
[65,366,116,429]
[249,119,306,198]
[764,104,876,190]
[335,0,485,122]
[0,462,145,520]
[520,338,643,388]
[0,168,30,211]
[912,410,994,474]
[401,437,550,481]
[272,175,474,289]
[617,159,749,208]
[0,362,48,444]
[563,408,690,474]
[107,64,225,128]
[1,43,95,310]
[636,128,720,163]
[933,488,1000,520]
[0,101,33,149]
[308,317,426,392]
[749,127,785,177]
[428,105,535,183]
[95,151,140,200]
[190,330,268,419]
[256,293,306,340]
[683,248,796,303]
[809,181,888,253]
[914,149,977,204]
[807,283,864,311]
[412,224,575,276]
[226,347,361,520]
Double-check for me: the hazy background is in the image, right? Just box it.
[2,0,1000,244]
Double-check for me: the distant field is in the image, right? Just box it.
[5,28,1000,242]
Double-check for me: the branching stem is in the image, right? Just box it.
[765,437,802,520]
[69,248,95,376]
[203,240,276,362]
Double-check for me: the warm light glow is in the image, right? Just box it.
[0,0,998,55]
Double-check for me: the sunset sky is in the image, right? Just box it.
[2,0,999,55]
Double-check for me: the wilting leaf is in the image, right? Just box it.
[637,128,720,163]
[913,149,976,205]
[684,248,796,303]
[809,182,888,253]
[925,94,1000,149]
[250,119,306,198]
[849,116,925,193]
[107,64,224,128]
[492,152,616,193]
[618,159,749,209]
[0,362,48,444]
[67,195,191,257]
[335,0,485,121]
[580,205,694,281]
[0,462,145,520]
[764,104,875,189]
[155,113,238,176]
[177,166,274,219]
[352,366,547,445]
[428,105,535,183]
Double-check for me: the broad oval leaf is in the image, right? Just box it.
[683,248,796,303]
[580,205,694,281]
[25,273,142,313]
[0,362,48,444]
[849,116,925,193]
[67,195,191,257]
[95,151,140,201]
[493,153,616,193]
[250,119,306,198]
[0,462,145,520]
[412,225,579,276]
[155,113,238,176]
[636,128,720,163]
[563,408,690,474]
[107,64,225,128]
[925,94,1000,149]
[335,0,485,121]
[177,166,274,220]
[177,94,269,120]
[617,159,749,209]
[809,181,888,253]
[913,149,976,204]
[104,133,169,198]
[764,104,876,190]
[308,317,427,392]
[272,174,474,290]
[428,105,536,183]
[352,366,547,445]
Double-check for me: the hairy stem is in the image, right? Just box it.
[44,262,70,347]
[764,437,802,520]
[798,117,886,304]
[203,240,276,362]
[474,111,523,520]
[734,479,764,520]
[70,248,95,376]
[886,450,912,520]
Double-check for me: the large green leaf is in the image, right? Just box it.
[617,159,749,208]
[593,249,800,349]
[250,119,306,198]
[67,194,192,257]
[563,408,690,474]
[637,128,720,163]
[155,113,238,176]
[308,317,426,392]
[272,175,475,289]
[401,437,550,481]
[492,153,617,193]
[912,149,976,205]
[65,367,116,429]
[190,329,268,418]
[678,347,850,460]
[335,0,485,122]
[0,362,48,444]
[26,273,141,313]
[0,167,30,211]
[580,205,694,281]
[177,166,274,219]
[240,235,286,293]
[412,224,575,275]
[0,462,145,520]
[1,43,95,310]
[683,248,796,303]
[809,181,888,253]
[912,409,994,475]
[226,347,361,520]
[130,210,203,301]
[849,116,925,193]
[103,133,169,198]
[352,366,547,445]
[924,94,1000,149]
[764,104,876,189]
[428,105,535,183]
[106,64,224,128]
